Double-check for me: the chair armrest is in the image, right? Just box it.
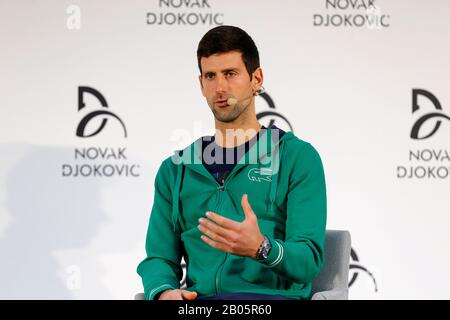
[311,288,348,300]
[134,292,145,300]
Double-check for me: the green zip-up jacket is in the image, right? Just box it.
[137,128,327,300]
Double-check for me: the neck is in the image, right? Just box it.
[214,102,262,148]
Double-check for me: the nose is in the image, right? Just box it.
[215,74,228,95]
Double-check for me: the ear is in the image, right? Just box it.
[199,74,206,97]
[251,67,264,94]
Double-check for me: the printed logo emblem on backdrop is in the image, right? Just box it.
[256,92,294,133]
[60,86,140,178]
[313,0,391,28]
[146,0,224,26]
[397,89,450,180]
[410,89,450,140]
[349,249,378,292]
[76,86,127,138]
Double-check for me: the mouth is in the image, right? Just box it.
[214,99,229,108]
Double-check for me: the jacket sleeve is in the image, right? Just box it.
[258,142,327,284]
[136,159,183,300]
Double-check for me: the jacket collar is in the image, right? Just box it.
[172,127,290,174]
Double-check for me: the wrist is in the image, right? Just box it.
[254,234,265,258]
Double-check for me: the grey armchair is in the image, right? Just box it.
[135,229,351,300]
[311,230,351,300]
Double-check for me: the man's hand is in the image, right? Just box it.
[158,289,198,300]
[198,194,265,258]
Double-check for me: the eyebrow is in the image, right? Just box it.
[203,68,239,75]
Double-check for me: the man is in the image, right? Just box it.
[137,26,327,300]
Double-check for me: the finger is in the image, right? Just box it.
[241,194,255,220]
[181,290,197,300]
[201,235,231,253]
[205,211,240,230]
[197,223,231,244]
[199,218,234,240]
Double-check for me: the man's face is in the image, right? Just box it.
[199,51,261,123]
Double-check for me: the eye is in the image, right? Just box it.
[226,71,237,77]
[204,73,215,80]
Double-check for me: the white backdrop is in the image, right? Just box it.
[1,0,449,299]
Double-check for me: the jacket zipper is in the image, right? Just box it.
[213,168,245,294]
[214,179,226,294]
[215,255,227,294]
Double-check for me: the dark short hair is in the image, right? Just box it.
[197,25,260,78]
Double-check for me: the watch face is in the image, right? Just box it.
[261,247,269,259]
[258,237,271,260]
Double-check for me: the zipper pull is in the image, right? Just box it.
[218,179,225,191]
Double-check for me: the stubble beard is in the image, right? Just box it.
[211,102,249,123]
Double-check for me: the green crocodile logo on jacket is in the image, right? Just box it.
[247,167,273,183]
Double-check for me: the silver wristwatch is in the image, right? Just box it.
[256,236,272,260]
